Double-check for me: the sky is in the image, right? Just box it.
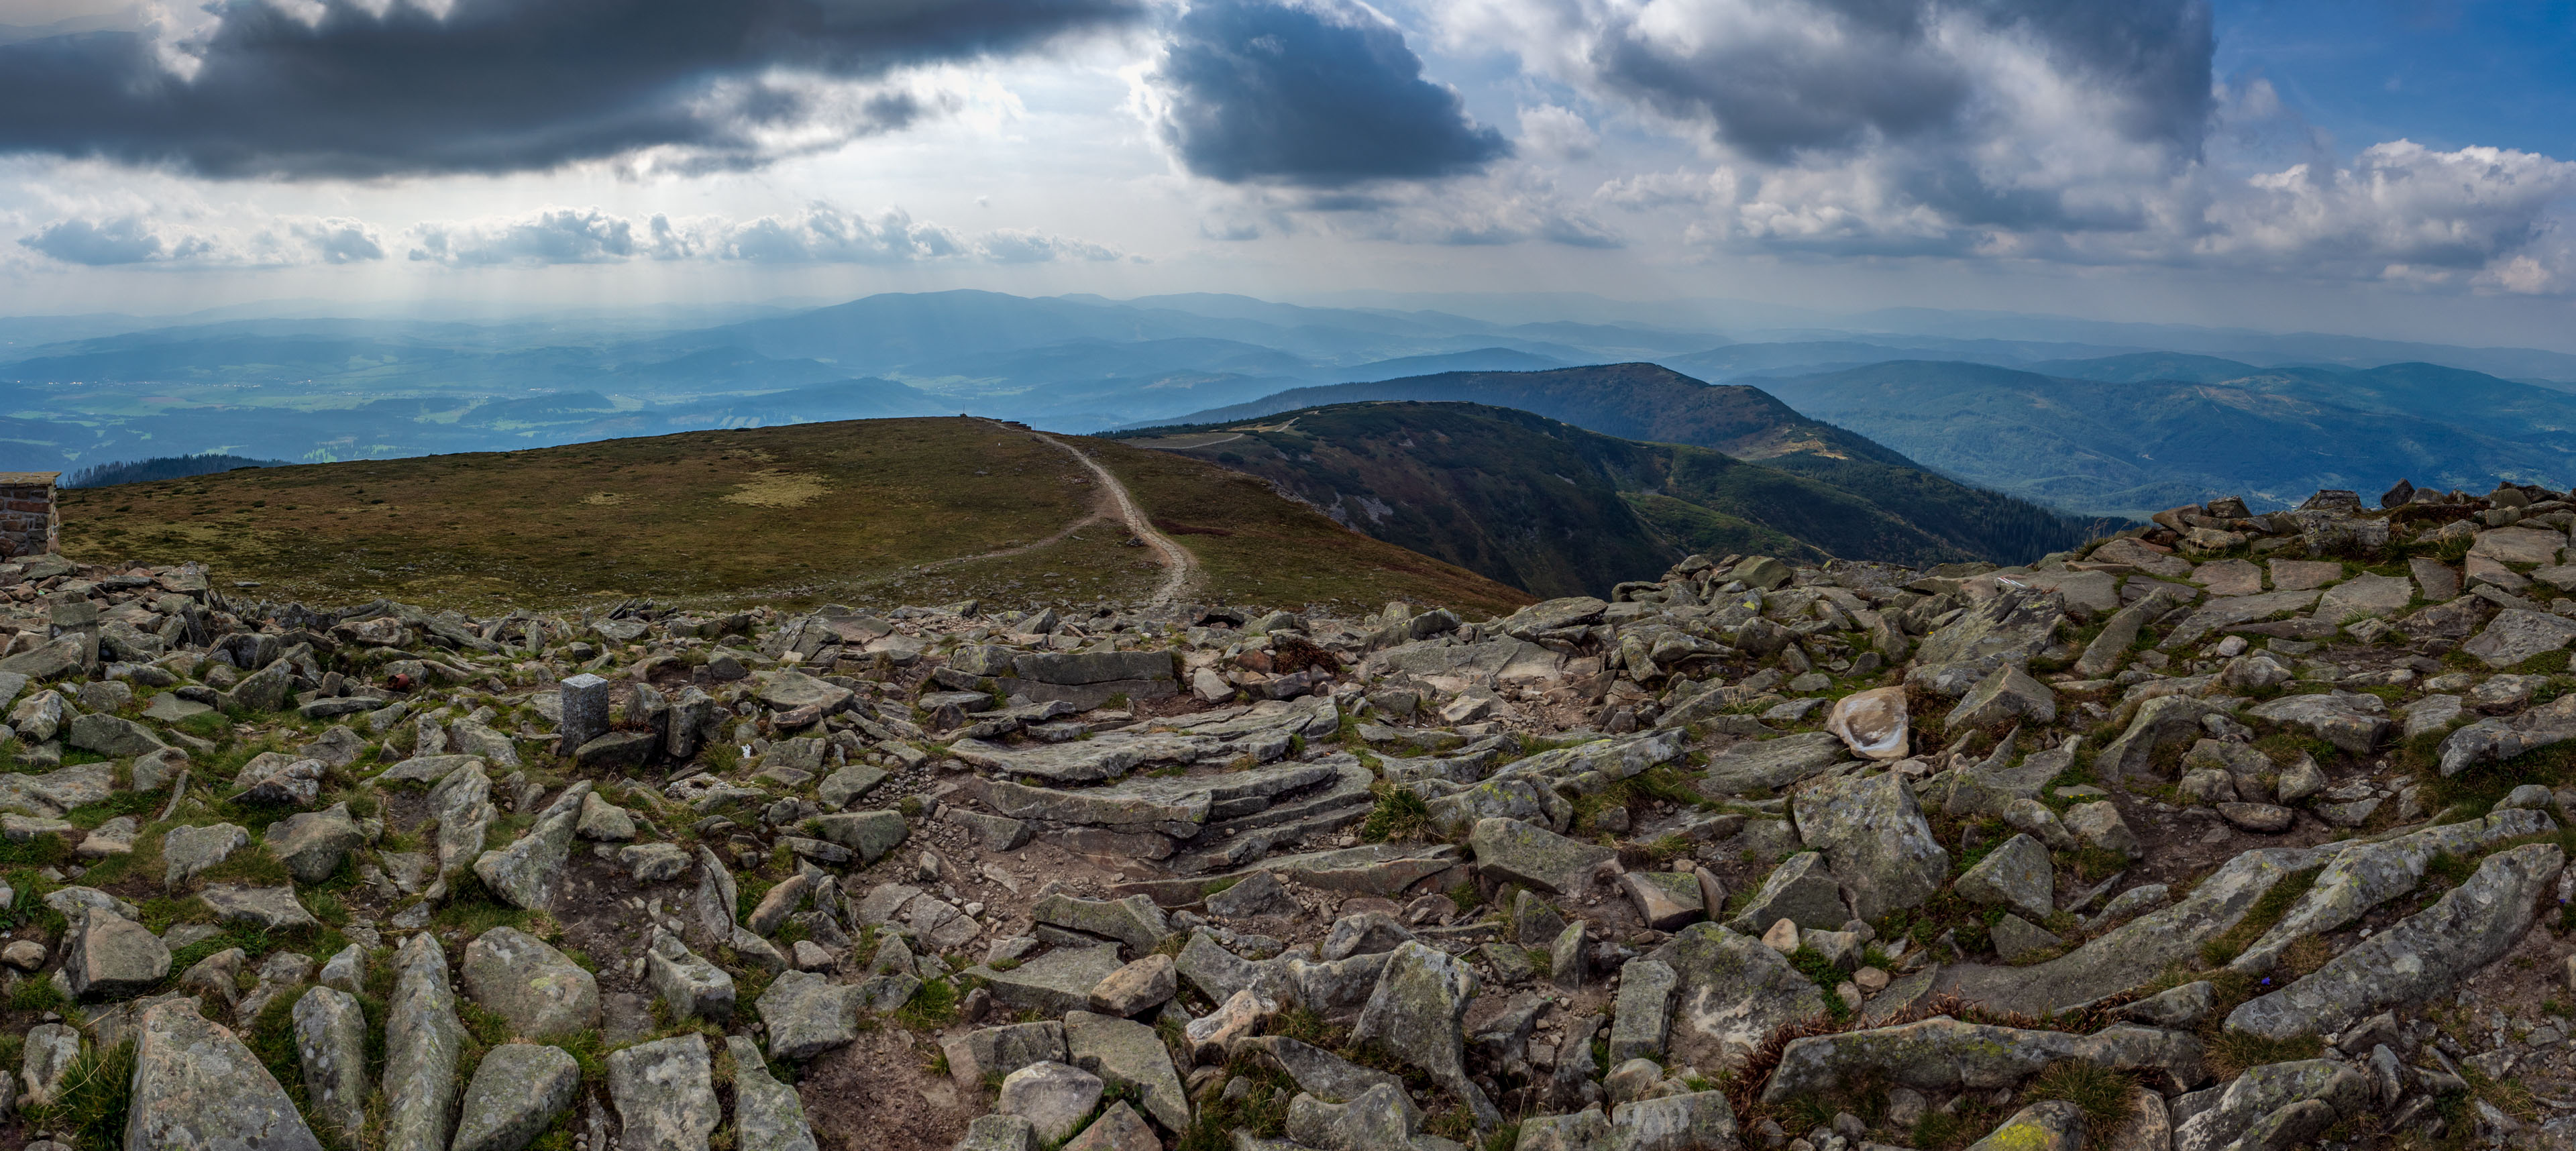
[0,0,2571,347]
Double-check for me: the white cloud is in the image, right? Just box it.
[15,207,384,266]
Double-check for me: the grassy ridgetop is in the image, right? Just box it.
[58,417,1531,616]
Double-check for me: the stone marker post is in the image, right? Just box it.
[559,673,610,755]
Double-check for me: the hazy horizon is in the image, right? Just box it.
[0,0,2569,351]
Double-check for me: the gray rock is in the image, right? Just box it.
[1059,1103,1155,1151]
[2097,696,2215,781]
[1964,1101,2085,1150]
[1762,1016,2203,1103]
[941,1022,1068,1093]
[607,1034,719,1151]
[2314,573,2414,623]
[997,1061,1103,1145]
[1064,1010,1191,1134]
[2225,843,2565,1040]
[1236,1035,1413,1126]
[1697,731,1849,795]
[645,929,735,1024]
[462,926,601,1039]
[1617,870,1704,931]
[1907,586,2067,694]
[621,842,692,883]
[727,1035,818,1151]
[163,822,250,889]
[1468,817,1615,896]
[2459,607,2576,668]
[294,985,371,1141]
[1792,769,1947,922]
[266,804,364,885]
[2063,800,2141,857]
[812,810,908,864]
[987,945,1127,1016]
[2171,1059,2366,1151]
[1087,954,1177,1017]
[2116,981,2217,1029]
[1319,912,1413,961]
[1648,922,1825,1071]
[1351,942,1497,1126]
[950,1115,1038,1151]
[1208,870,1297,918]
[816,764,889,811]
[1725,852,1849,934]
[1990,914,2065,963]
[385,934,466,1151]
[64,907,170,1000]
[20,1022,76,1109]
[127,998,323,1151]
[1610,1091,1739,1151]
[1955,833,2054,922]
[757,971,861,1060]
[1284,1083,1438,1151]
[2245,694,2389,755]
[1608,958,1677,1063]
[1946,665,2057,730]
[201,885,319,931]
[576,792,637,840]
[233,753,325,806]
[66,712,165,757]
[1032,893,1172,956]
[473,807,578,910]
[451,1044,580,1151]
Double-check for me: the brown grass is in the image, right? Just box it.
[60,417,1527,615]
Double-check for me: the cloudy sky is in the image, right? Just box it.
[0,0,2570,345]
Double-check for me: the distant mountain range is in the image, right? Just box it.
[5,288,2574,520]
[1753,358,2576,516]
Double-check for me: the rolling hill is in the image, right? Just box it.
[1142,364,2112,565]
[1116,401,2060,598]
[1754,359,2576,516]
[59,417,1531,616]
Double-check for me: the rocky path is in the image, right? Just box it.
[1008,421,1196,606]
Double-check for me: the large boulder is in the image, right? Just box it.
[384,934,466,1151]
[1350,942,1497,1127]
[1723,853,1848,934]
[1760,1016,2204,1103]
[645,929,735,1024]
[127,998,324,1151]
[1648,924,1825,1072]
[451,1043,581,1151]
[68,712,166,757]
[473,807,579,910]
[1468,817,1615,896]
[2225,843,2565,1040]
[266,804,364,885]
[63,907,170,1000]
[727,1035,819,1151]
[2461,608,2576,668]
[1792,770,1947,922]
[755,971,861,1060]
[462,926,602,1040]
[1953,834,2055,922]
[1907,587,2065,694]
[1064,1010,1191,1134]
[294,985,371,1141]
[607,1034,720,1151]
[1698,732,1849,796]
[1032,893,1173,956]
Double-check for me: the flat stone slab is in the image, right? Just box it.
[2267,560,2346,592]
[2470,526,2565,565]
[2163,590,2321,647]
[985,946,1127,1016]
[1697,732,1850,796]
[2193,560,2262,597]
[2312,573,2414,622]
[2226,843,2564,1040]
[1469,817,1615,896]
[975,761,1340,832]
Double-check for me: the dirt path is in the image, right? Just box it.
[996,421,1198,606]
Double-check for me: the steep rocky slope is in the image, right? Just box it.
[0,475,2568,1151]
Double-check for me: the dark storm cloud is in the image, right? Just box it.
[1590,0,2212,162]
[0,0,1144,179]
[1148,0,1510,187]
